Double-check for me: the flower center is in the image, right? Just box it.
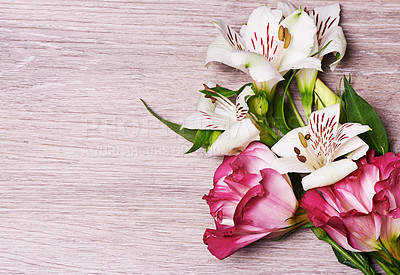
[294,132,325,169]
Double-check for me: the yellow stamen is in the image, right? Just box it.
[298,132,308,148]
[284,33,291,49]
[278,26,284,41]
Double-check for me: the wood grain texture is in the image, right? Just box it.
[0,0,398,274]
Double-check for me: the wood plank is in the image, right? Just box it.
[0,0,398,273]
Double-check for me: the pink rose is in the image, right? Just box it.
[203,142,306,259]
[300,150,400,260]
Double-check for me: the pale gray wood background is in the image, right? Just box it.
[0,0,399,274]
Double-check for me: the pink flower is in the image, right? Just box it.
[300,150,400,260]
[203,142,307,259]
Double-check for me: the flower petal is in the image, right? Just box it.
[203,227,270,260]
[340,210,380,251]
[279,56,322,72]
[333,136,369,161]
[271,157,315,174]
[212,20,246,51]
[182,110,231,130]
[276,1,296,17]
[271,126,309,157]
[235,169,297,229]
[196,94,216,112]
[244,6,282,57]
[302,159,358,190]
[230,50,284,85]
[206,118,260,156]
[309,103,340,133]
[205,35,246,72]
[321,26,347,70]
[309,3,345,70]
[244,142,277,164]
[278,9,318,71]
[332,123,371,159]
[235,86,254,120]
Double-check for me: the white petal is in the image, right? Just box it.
[271,126,309,157]
[278,9,317,71]
[231,50,284,84]
[276,1,297,17]
[211,20,247,52]
[244,6,282,56]
[309,103,340,133]
[333,136,369,160]
[332,122,370,158]
[183,96,233,130]
[196,94,216,112]
[205,35,245,72]
[279,56,321,72]
[302,159,358,190]
[310,3,341,37]
[347,142,369,160]
[206,118,260,156]
[235,86,254,120]
[271,157,315,174]
[322,26,347,70]
[337,122,370,141]
[309,4,345,70]
[182,111,232,130]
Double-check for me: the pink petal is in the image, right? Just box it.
[367,151,400,180]
[203,226,270,260]
[213,155,236,183]
[340,210,380,251]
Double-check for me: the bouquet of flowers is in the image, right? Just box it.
[142,2,399,274]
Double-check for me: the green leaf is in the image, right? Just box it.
[342,77,389,155]
[199,83,252,98]
[332,246,360,269]
[141,99,198,143]
[185,130,213,154]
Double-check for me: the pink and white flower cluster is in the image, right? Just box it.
[203,142,308,259]
[301,150,400,260]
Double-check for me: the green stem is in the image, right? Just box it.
[375,258,396,275]
[284,70,306,127]
[286,90,306,127]
[311,227,376,275]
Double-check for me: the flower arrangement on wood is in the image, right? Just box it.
[142,1,397,274]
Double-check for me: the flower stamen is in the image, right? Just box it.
[283,33,291,49]
[278,26,284,41]
[297,155,307,163]
[298,132,308,148]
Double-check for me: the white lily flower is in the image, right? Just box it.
[278,2,347,118]
[206,5,321,96]
[182,86,260,156]
[277,1,347,69]
[271,104,370,190]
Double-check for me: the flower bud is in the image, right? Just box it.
[247,94,269,117]
[314,78,340,109]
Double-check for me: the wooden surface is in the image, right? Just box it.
[0,0,399,274]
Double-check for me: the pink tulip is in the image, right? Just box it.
[203,142,307,259]
[301,150,400,260]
